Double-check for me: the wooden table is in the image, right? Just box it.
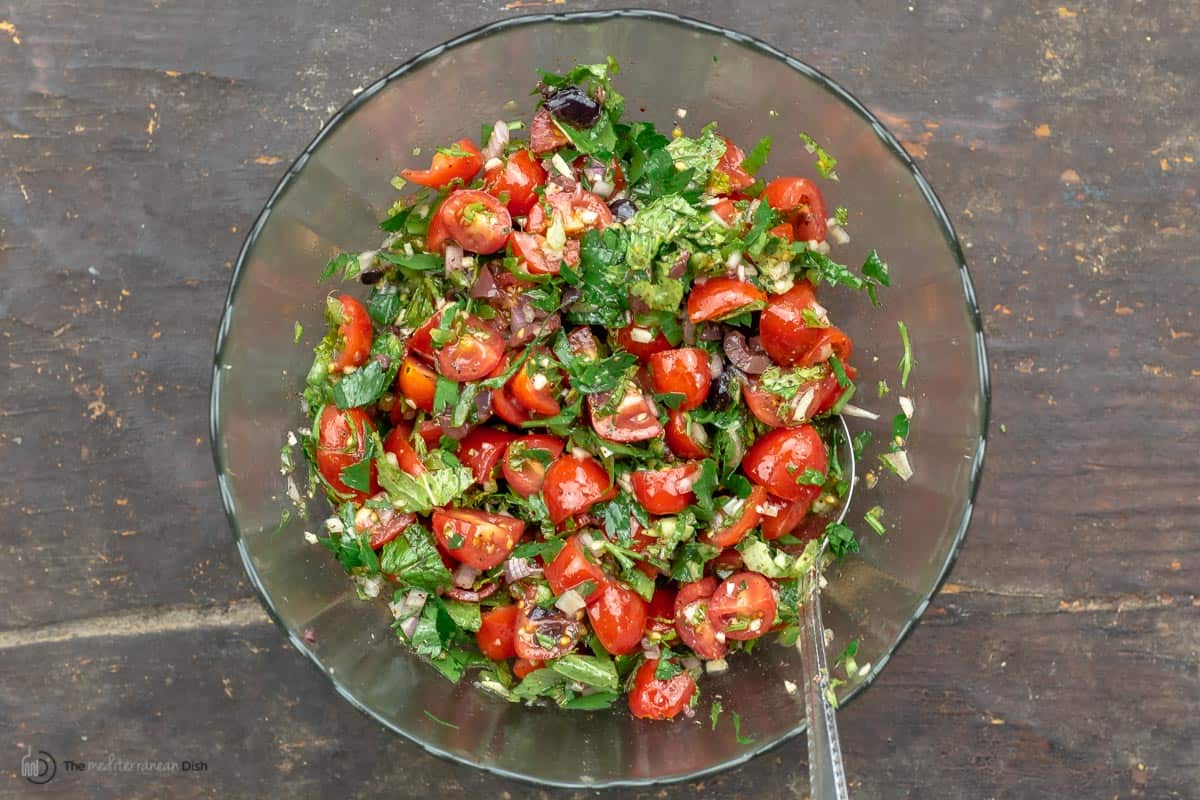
[2,1,1196,797]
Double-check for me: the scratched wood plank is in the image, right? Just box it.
[0,0,1198,798]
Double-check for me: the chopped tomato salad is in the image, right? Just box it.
[292,59,895,721]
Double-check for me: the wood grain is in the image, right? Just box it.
[1,0,1197,797]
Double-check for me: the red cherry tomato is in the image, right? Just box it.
[616,323,672,361]
[415,419,443,448]
[763,176,827,242]
[514,585,585,660]
[648,348,712,411]
[665,409,710,459]
[457,427,519,483]
[542,453,617,524]
[425,199,451,254]
[332,296,373,371]
[588,583,648,656]
[316,406,378,501]
[491,384,533,426]
[483,148,547,216]
[673,577,727,660]
[741,425,829,502]
[431,508,525,570]
[437,189,512,254]
[708,572,777,641]
[544,534,610,599]
[355,501,417,550]
[710,136,755,194]
[711,197,738,226]
[629,659,697,720]
[588,387,664,443]
[769,222,795,243]
[631,463,701,515]
[529,108,569,154]
[508,347,561,416]
[709,547,745,573]
[686,277,767,323]
[761,495,817,540]
[508,231,567,276]
[407,314,438,362]
[645,586,677,635]
[513,657,543,679]
[435,314,505,382]
[759,282,853,368]
[703,485,767,549]
[526,187,613,236]
[477,604,520,660]
[401,138,482,189]
[383,424,428,477]
[396,354,437,413]
[502,434,565,497]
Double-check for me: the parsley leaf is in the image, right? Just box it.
[375,452,473,515]
[710,700,723,730]
[897,321,914,388]
[366,285,402,326]
[740,136,772,176]
[550,654,619,692]
[563,227,630,328]
[732,711,755,744]
[379,523,453,593]
[319,252,360,282]
[824,521,859,558]
[332,360,387,408]
[669,541,719,582]
[798,132,838,180]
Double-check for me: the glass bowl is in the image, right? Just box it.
[210,9,989,788]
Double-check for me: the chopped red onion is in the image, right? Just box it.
[503,557,542,583]
[554,588,587,616]
[640,638,662,660]
[444,243,464,277]
[453,563,479,590]
[482,119,510,161]
[393,590,428,639]
[470,264,499,298]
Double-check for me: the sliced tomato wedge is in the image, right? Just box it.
[616,323,672,361]
[631,463,701,515]
[543,453,617,524]
[508,347,561,416]
[437,189,513,254]
[316,406,378,501]
[588,583,648,656]
[763,176,827,243]
[456,427,519,483]
[529,107,569,154]
[761,495,816,540]
[502,434,565,497]
[526,186,613,236]
[709,136,755,194]
[707,572,777,641]
[383,424,428,477]
[702,485,767,549]
[435,314,505,382]
[482,148,547,216]
[588,386,663,443]
[395,355,437,414]
[673,577,727,660]
[508,230,570,276]
[686,277,767,323]
[544,533,610,600]
[665,409,710,459]
[645,586,677,635]
[332,296,373,371]
[401,138,482,189]
[431,508,525,570]
[648,348,712,411]
[711,197,738,226]
[513,657,544,679]
[476,604,519,660]
[741,425,829,502]
[759,282,853,367]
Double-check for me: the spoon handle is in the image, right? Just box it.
[798,565,851,800]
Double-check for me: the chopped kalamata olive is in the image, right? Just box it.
[609,198,637,222]
[707,366,744,411]
[359,268,386,285]
[545,86,602,128]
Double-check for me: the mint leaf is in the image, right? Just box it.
[550,654,619,692]
[740,136,772,176]
[332,360,387,408]
[379,524,452,593]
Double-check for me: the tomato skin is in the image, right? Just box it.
[483,149,547,216]
[431,508,525,570]
[425,199,451,253]
[763,176,828,243]
[543,453,617,524]
[530,107,569,154]
[631,463,701,515]
[709,547,744,574]
[769,222,795,243]
[645,586,677,635]
[616,323,672,361]
[491,385,533,426]
[708,572,778,641]
[508,230,568,276]
[588,584,648,655]
[407,315,438,362]
[457,427,519,483]
[316,406,378,500]
[355,500,418,550]
[477,604,520,660]
[665,409,710,459]
[686,277,767,323]
[741,425,829,502]
[415,419,443,448]
[436,315,505,382]
[513,657,543,679]
[629,659,697,720]
[588,388,664,443]
[761,495,817,540]
[397,355,438,413]
[333,296,373,371]
[438,189,513,254]
[703,485,768,549]
[674,578,727,660]
[502,434,565,497]
[401,138,482,189]
[759,282,853,368]
[711,197,738,226]
[648,348,712,411]
[383,424,428,477]
[544,534,609,600]
[526,187,613,236]
[710,137,755,194]
[508,347,561,416]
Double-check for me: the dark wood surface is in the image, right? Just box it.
[1,1,1197,797]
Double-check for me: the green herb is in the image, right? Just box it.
[795,468,827,486]
[433,375,459,414]
[376,250,443,272]
[442,598,483,632]
[877,379,890,398]
[562,692,619,710]
[891,413,911,448]
[710,700,723,730]
[550,654,619,692]
[332,360,387,408]
[851,430,873,461]
[511,668,568,702]
[688,459,720,521]
[620,562,656,602]
[670,541,720,582]
[834,206,849,227]
[833,639,860,677]
[554,335,637,394]
[736,534,820,579]
[864,505,887,535]
[338,455,374,493]
[510,537,565,562]
[824,521,859,558]
[445,532,464,549]
[801,308,830,328]
[422,709,459,729]
[758,364,825,400]
[366,286,402,326]
[897,321,914,388]
[563,227,630,328]
[732,711,754,744]
[319,252,360,282]
[828,355,850,389]
[798,132,838,180]
[598,491,648,546]
[293,322,303,344]
[861,250,890,301]
[375,452,474,515]
[379,524,452,592]
[665,126,726,185]
[740,136,772,176]
[654,654,683,681]
[1000,423,1007,433]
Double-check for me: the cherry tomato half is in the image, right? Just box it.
[616,323,672,361]
[761,495,817,540]
[513,657,544,679]
[383,424,428,477]
[431,508,525,570]
[491,384,533,426]
[477,604,520,660]
[588,583,648,656]
[529,108,569,154]
[544,533,609,599]
[686,277,767,323]
[763,176,827,243]
[396,354,438,413]
[502,434,565,497]
[588,387,664,443]
[759,282,853,368]
[483,148,547,216]
[509,347,561,416]
[438,189,512,254]
[629,659,697,720]
[514,585,585,660]
[741,425,829,502]
[508,231,569,277]
[543,453,617,525]
[526,187,613,236]
[648,348,712,411]
[707,572,777,641]
[673,577,727,660]
[665,409,710,459]
[703,485,767,549]
[401,138,482,189]
[435,314,505,382]
[457,427,519,484]
[332,295,373,372]
[316,406,378,501]
[631,463,701,515]
[709,136,755,195]
[645,586,677,635]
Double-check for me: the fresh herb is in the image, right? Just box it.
[379,524,452,592]
[795,467,827,486]
[824,521,859,558]
[736,534,820,579]
[550,654,619,692]
[670,541,720,582]
[851,430,873,461]
[833,639,860,676]
[562,692,619,710]
[864,505,887,535]
[366,285,402,326]
[423,709,459,729]
[891,413,911,449]
[688,459,720,521]
[376,250,443,272]
[759,364,825,400]
[710,700,723,730]
[798,132,839,180]
[442,598,483,632]
[319,252,361,282]
[338,454,374,493]
[433,375,459,414]
[834,206,849,227]
[293,322,303,344]
[731,711,754,744]
[563,227,630,328]
[897,321,914,388]
[554,334,637,394]
[375,451,474,515]
[740,136,772,176]
[877,379,890,398]
[332,360,387,408]
[654,654,683,681]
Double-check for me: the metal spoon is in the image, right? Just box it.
[796,416,855,800]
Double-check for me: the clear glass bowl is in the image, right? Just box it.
[210,9,989,788]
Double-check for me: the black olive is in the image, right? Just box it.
[359,267,385,285]
[707,366,743,411]
[608,198,637,222]
[545,86,602,129]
